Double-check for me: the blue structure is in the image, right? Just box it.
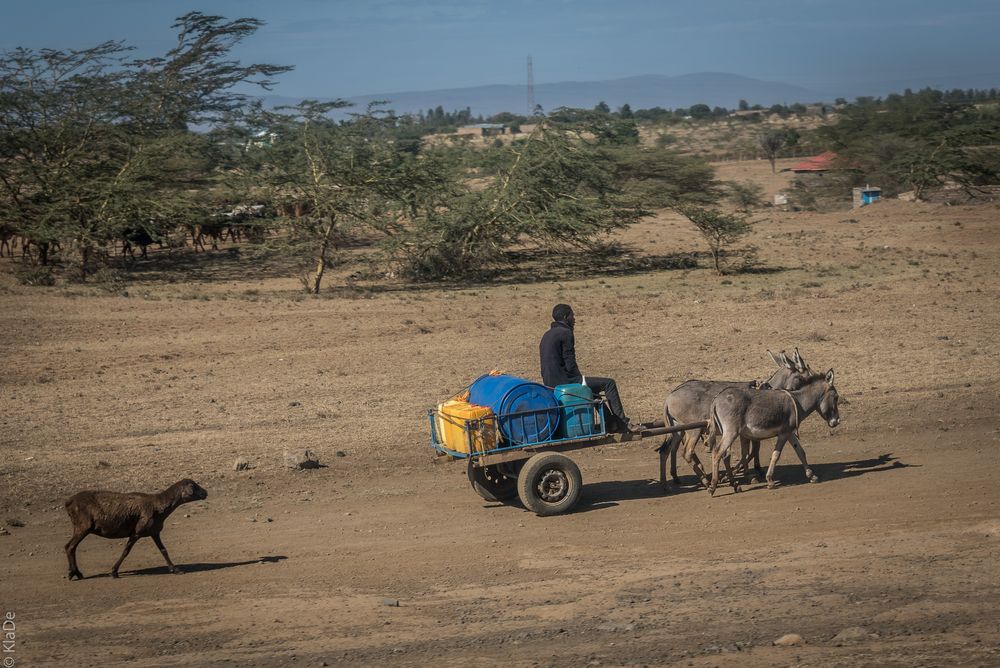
[853,185,882,208]
[468,374,560,444]
[554,384,598,438]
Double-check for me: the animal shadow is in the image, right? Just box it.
[97,555,288,578]
[811,452,913,483]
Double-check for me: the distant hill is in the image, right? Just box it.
[264,72,823,119]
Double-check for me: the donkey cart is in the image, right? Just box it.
[429,387,706,516]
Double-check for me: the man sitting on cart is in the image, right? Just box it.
[539,303,638,433]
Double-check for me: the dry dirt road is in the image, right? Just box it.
[2,192,999,667]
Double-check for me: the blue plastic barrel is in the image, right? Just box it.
[554,384,597,438]
[468,374,560,444]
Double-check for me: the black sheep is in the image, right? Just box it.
[64,478,208,580]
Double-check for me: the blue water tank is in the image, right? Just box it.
[554,384,598,438]
[468,374,560,444]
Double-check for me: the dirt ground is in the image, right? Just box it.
[2,160,999,667]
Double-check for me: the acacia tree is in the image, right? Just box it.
[676,205,753,275]
[238,101,403,293]
[758,132,785,172]
[0,42,131,268]
[727,180,765,211]
[0,12,289,278]
[387,122,649,279]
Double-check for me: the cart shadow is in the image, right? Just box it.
[574,475,704,512]
[85,555,288,579]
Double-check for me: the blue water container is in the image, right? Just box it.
[468,374,560,444]
[554,384,597,438]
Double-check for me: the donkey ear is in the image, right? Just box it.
[825,368,835,384]
[792,348,808,372]
[779,351,795,370]
[766,349,782,367]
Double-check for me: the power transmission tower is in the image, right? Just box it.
[526,55,535,116]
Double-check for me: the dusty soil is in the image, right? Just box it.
[2,161,999,666]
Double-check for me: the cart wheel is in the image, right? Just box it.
[468,462,518,502]
[517,453,582,516]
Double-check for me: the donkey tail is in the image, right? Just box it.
[706,404,722,452]
[656,408,679,452]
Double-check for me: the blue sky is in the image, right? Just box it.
[1,0,998,98]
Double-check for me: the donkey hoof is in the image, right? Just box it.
[733,484,742,493]
[809,474,820,483]
[68,571,83,581]
[111,571,120,579]
[767,481,777,490]
[749,476,761,485]
[170,566,185,575]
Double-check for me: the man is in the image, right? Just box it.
[539,303,637,433]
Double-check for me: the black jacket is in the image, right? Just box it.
[539,321,582,387]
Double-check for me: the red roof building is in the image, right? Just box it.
[791,151,840,173]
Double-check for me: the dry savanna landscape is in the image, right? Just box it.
[2,158,1000,667]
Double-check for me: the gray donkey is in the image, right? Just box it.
[706,369,840,496]
[659,349,814,489]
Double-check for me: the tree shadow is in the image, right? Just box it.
[118,246,302,284]
[85,555,288,579]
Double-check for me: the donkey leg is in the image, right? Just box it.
[659,433,681,488]
[669,433,681,484]
[722,452,741,493]
[751,440,764,483]
[709,433,738,497]
[683,434,710,487]
[766,436,788,489]
[789,434,819,483]
[738,436,753,483]
[658,437,670,488]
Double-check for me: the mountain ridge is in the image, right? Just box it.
[264,72,825,118]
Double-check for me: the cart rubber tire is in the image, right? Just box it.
[517,453,582,516]
[468,462,518,502]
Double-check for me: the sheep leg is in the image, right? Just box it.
[110,536,139,578]
[789,433,819,483]
[65,529,90,580]
[766,436,788,489]
[152,533,183,574]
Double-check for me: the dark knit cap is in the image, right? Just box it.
[552,304,573,322]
